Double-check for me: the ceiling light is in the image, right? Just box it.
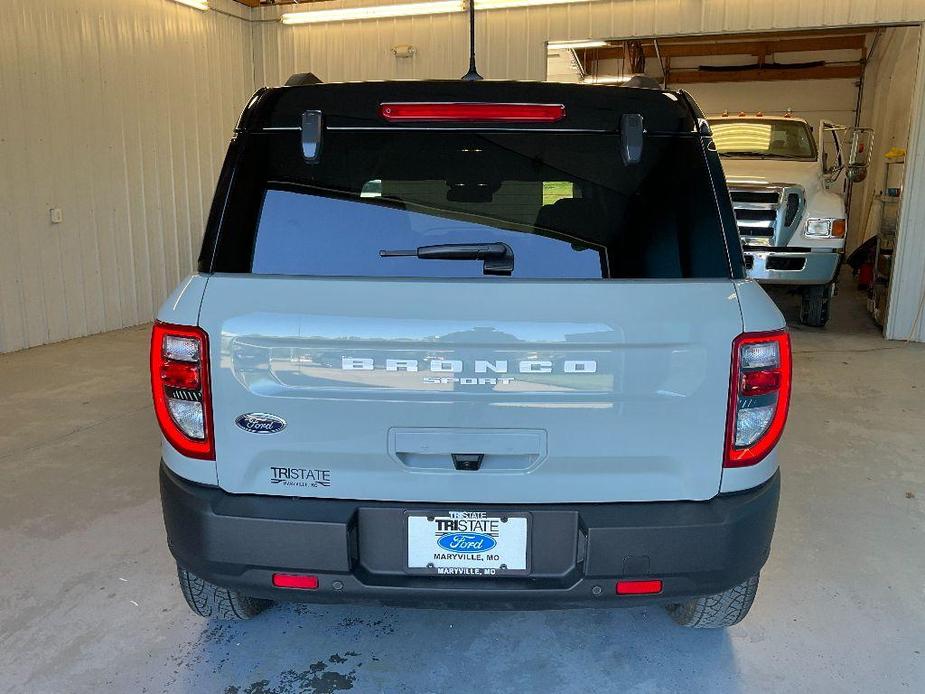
[170,0,209,10]
[582,75,632,84]
[281,1,463,25]
[548,39,608,50]
[282,0,594,25]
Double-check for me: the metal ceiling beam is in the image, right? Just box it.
[578,34,867,61]
[667,64,864,84]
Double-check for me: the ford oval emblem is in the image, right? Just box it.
[235,413,286,434]
[437,532,497,554]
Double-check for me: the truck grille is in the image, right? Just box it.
[731,190,779,205]
[729,186,804,246]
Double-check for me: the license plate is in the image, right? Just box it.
[406,512,529,576]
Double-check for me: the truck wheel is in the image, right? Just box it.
[665,574,759,628]
[177,565,273,620]
[800,284,831,327]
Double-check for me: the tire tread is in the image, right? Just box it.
[176,565,272,620]
[801,284,831,327]
[666,574,759,628]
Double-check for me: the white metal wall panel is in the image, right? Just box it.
[886,28,925,341]
[847,27,921,251]
[685,78,860,125]
[0,0,255,353]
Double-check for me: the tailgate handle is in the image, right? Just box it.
[451,453,484,471]
[390,428,547,472]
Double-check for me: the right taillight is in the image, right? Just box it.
[725,330,792,468]
[150,322,214,460]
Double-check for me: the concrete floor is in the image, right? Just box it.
[1,280,923,694]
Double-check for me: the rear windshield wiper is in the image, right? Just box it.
[380,243,514,276]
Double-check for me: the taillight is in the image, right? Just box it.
[725,330,792,468]
[150,322,214,460]
[378,102,566,123]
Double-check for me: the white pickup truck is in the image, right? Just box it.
[709,114,868,327]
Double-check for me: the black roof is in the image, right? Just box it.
[237,80,701,135]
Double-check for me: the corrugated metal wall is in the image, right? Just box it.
[849,28,921,251]
[886,29,925,341]
[0,0,255,353]
[253,0,925,85]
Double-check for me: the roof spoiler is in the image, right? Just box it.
[285,72,323,87]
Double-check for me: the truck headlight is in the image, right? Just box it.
[804,218,846,238]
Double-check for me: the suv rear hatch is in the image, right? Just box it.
[197,82,745,503]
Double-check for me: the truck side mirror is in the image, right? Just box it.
[846,127,874,183]
[846,166,867,183]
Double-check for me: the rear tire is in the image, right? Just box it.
[177,565,273,620]
[665,574,759,628]
[800,284,831,327]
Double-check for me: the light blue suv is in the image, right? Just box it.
[152,78,790,628]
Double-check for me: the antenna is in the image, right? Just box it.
[461,0,482,81]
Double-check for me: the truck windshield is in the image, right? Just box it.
[211,130,732,279]
[710,119,817,160]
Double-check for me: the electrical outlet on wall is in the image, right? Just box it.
[50,207,63,224]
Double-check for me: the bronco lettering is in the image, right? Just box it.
[341,357,597,373]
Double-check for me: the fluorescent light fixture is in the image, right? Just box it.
[281,1,463,25]
[582,75,632,84]
[171,0,209,10]
[282,0,593,25]
[548,39,608,50]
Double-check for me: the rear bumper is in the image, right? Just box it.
[160,463,779,609]
[744,248,841,285]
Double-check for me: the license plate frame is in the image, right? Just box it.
[405,511,531,577]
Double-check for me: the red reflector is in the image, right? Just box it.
[741,369,781,396]
[378,102,566,123]
[160,360,201,390]
[616,579,663,595]
[272,573,319,590]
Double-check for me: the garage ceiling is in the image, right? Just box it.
[573,28,871,84]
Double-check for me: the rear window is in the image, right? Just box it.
[212,131,732,279]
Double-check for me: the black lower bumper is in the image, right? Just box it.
[160,463,779,609]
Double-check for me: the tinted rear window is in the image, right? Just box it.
[212,131,732,279]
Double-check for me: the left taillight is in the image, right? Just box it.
[150,322,214,460]
[725,330,792,468]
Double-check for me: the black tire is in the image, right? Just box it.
[800,284,831,327]
[176,565,273,620]
[665,574,759,628]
